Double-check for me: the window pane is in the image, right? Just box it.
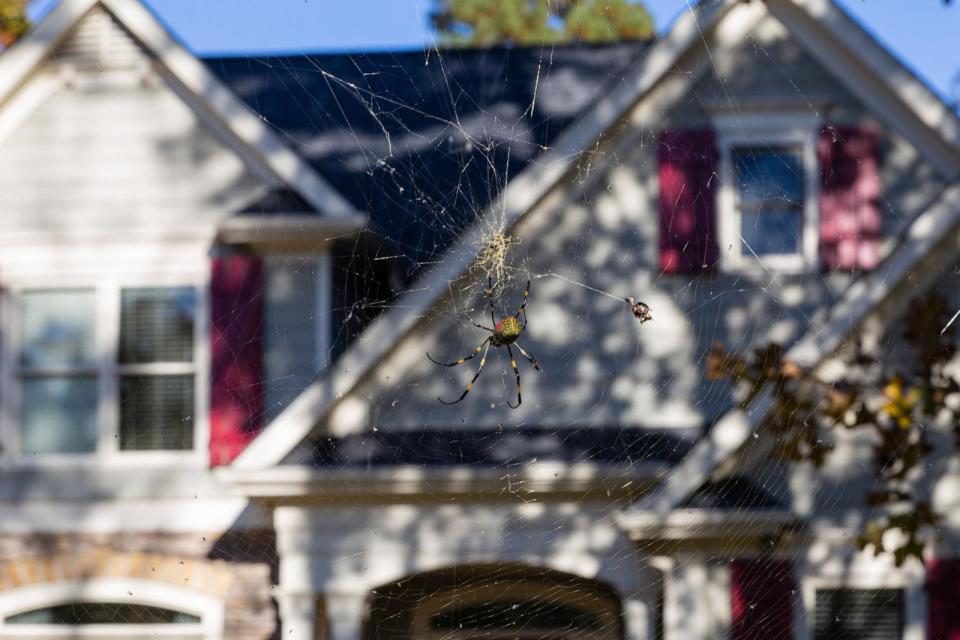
[119,375,193,450]
[734,147,803,205]
[20,289,96,368]
[741,209,803,256]
[814,589,903,640]
[119,287,196,364]
[7,603,200,625]
[21,377,98,454]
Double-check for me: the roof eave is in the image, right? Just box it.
[217,461,669,502]
[216,213,367,251]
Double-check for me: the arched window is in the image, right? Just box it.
[0,579,224,639]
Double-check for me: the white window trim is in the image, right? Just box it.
[0,578,224,639]
[713,111,821,274]
[316,252,333,374]
[797,561,926,640]
[0,267,210,469]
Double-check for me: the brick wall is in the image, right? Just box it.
[0,531,277,639]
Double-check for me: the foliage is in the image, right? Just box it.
[0,0,28,48]
[707,294,960,566]
[429,0,654,46]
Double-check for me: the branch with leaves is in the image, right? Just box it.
[0,0,29,48]
[707,294,959,565]
[430,0,654,46]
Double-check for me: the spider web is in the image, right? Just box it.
[19,0,960,638]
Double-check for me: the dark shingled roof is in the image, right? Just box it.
[203,42,651,268]
[307,427,692,468]
[680,477,785,510]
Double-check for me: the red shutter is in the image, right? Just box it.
[658,129,718,274]
[731,558,795,640]
[210,253,265,466]
[818,126,882,270]
[928,558,960,640]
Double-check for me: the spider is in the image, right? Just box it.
[427,276,541,408]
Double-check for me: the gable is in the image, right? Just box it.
[234,0,960,470]
[291,5,947,434]
[0,8,270,244]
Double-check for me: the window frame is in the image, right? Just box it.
[0,270,209,468]
[0,579,223,639]
[713,111,821,273]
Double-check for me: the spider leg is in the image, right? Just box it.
[470,320,495,332]
[427,336,491,367]
[487,274,497,327]
[512,278,531,326]
[438,341,491,405]
[514,342,541,372]
[506,344,522,409]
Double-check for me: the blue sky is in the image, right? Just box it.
[30,0,960,104]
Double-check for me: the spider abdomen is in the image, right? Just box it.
[491,316,522,347]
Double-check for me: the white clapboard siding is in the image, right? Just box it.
[0,6,270,241]
[0,81,266,236]
[52,4,147,71]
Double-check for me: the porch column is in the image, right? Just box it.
[622,594,657,640]
[324,591,367,640]
[275,506,318,640]
[662,554,731,640]
[275,590,315,640]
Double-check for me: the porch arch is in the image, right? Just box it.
[364,563,625,640]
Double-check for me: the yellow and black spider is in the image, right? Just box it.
[427,276,541,408]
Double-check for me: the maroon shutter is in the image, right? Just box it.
[658,129,718,274]
[928,558,960,639]
[731,558,795,640]
[210,253,265,466]
[818,126,882,270]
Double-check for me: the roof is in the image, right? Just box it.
[233,0,960,472]
[204,42,652,266]
[308,427,691,468]
[0,0,365,223]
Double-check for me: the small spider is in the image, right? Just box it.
[625,297,653,323]
[428,276,541,408]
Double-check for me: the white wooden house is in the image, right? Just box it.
[0,0,957,638]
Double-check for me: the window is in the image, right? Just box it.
[714,111,820,272]
[733,146,805,257]
[813,588,903,640]
[10,284,200,459]
[0,579,222,639]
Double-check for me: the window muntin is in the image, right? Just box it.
[13,285,199,458]
[734,145,806,257]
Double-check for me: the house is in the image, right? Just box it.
[0,0,957,638]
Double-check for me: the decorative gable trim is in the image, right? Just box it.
[0,0,365,224]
